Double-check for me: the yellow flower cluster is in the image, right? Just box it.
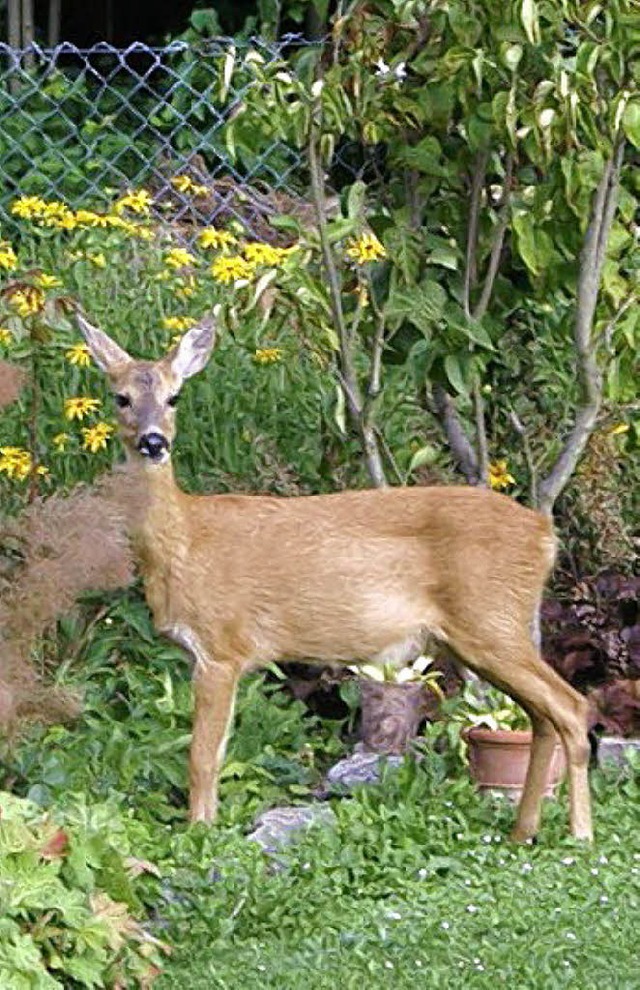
[10,195,153,238]
[0,327,12,345]
[488,460,516,490]
[81,422,115,452]
[243,242,295,266]
[162,316,197,331]
[346,233,386,265]
[253,347,283,365]
[171,175,209,197]
[65,344,92,367]
[0,446,33,480]
[0,240,17,271]
[165,247,196,269]
[10,287,45,318]
[64,396,101,421]
[198,227,237,250]
[34,272,62,289]
[113,189,153,215]
[210,255,255,284]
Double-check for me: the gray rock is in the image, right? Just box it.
[325,747,404,790]
[597,735,640,767]
[247,804,336,854]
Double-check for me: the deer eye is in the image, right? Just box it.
[168,394,179,407]
[115,394,131,408]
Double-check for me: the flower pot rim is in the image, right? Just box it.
[462,726,533,743]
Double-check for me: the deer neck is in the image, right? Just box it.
[129,459,186,568]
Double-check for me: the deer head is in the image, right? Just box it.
[75,310,218,464]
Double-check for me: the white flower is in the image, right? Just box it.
[384,961,393,970]
[561,856,575,866]
[482,834,492,844]
[415,961,423,968]
[386,910,402,921]
[599,854,609,864]
[591,868,599,875]
[600,895,609,904]
[417,868,428,879]
[375,58,390,77]
[566,932,577,940]
[441,921,450,930]
[466,904,478,913]
[522,863,533,873]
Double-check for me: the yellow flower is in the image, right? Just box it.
[171,175,209,197]
[81,421,115,453]
[210,255,255,284]
[10,195,47,219]
[113,189,152,215]
[88,252,106,268]
[0,446,32,480]
[65,343,91,367]
[346,232,386,265]
[253,347,283,365]
[34,272,62,289]
[11,287,45,318]
[0,327,12,345]
[243,242,294,266]
[165,247,196,269]
[198,227,238,250]
[608,422,629,436]
[162,316,197,331]
[75,209,111,228]
[64,396,101,421]
[0,241,18,271]
[488,459,516,490]
[40,201,75,228]
[52,432,70,452]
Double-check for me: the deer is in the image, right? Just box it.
[75,308,593,842]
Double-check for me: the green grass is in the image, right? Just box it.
[156,765,640,990]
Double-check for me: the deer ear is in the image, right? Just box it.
[168,309,219,382]
[75,312,132,373]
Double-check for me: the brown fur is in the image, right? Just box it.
[76,311,593,841]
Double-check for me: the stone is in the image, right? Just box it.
[325,746,404,791]
[597,735,640,767]
[247,804,336,854]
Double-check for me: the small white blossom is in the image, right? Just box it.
[415,960,423,968]
[384,961,393,970]
[522,862,533,873]
[441,921,451,930]
[466,904,478,913]
[566,932,577,940]
[599,854,609,864]
[561,856,575,866]
[591,868,599,876]
[417,868,428,879]
[483,834,492,844]
[386,910,402,921]
[600,895,609,904]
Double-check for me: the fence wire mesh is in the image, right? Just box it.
[0,38,326,240]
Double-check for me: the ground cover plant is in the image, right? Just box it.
[1,1,639,985]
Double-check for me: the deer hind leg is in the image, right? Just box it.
[457,639,592,842]
[189,660,240,824]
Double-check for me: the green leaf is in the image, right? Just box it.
[408,445,439,473]
[444,354,467,395]
[346,181,367,221]
[520,0,540,44]
[622,101,640,149]
[385,280,447,336]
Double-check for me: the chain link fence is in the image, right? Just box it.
[0,37,329,240]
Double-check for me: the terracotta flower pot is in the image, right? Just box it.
[463,727,566,799]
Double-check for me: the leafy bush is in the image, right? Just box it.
[0,791,166,988]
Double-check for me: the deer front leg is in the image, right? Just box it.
[189,661,239,824]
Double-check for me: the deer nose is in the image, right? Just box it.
[137,432,169,460]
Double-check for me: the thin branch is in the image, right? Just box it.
[307,107,387,488]
[472,151,514,322]
[463,150,488,320]
[426,383,480,484]
[508,408,538,505]
[537,141,625,515]
[472,382,489,487]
